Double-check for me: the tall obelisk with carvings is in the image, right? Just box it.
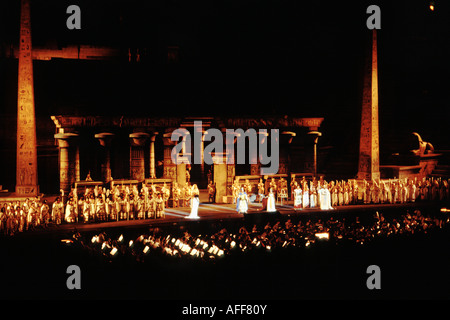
[357,29,380,181]
[16,0,39,196]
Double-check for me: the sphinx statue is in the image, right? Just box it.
[411,132,434,156]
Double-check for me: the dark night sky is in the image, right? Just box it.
[0,0,449,177]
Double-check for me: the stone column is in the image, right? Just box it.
[75,145,80,182]
[149,132,158,179]
[212,153,228,203]
[177,163,186,187]
[54,133,78,196]
[280,131,296,175]
[162,132,178,181]
[251,131,268,175]
[16,0,39,196]
[357,29,380,180]
[129,132,149,181]
[223,129,236,196]
[95,132,115,182]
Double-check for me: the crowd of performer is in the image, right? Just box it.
[58,181,203,223]
[231,176,450,212]
[0,198,51,235]
[72,207,450,262]
[0,182,201,235]
[1,176,449,236]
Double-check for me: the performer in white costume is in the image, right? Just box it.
[293,183,302,210]
[236,187,249,214]
[310,184,317,208]
[186,194,200,219]
[319,183,333,210]
[302,184,309,209]
[267,188,276,212]
[64,199,75,223]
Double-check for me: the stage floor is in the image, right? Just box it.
[33,198,444,234]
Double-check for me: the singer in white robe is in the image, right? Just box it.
[186,195,200,219]
[302,187,309,209]
[267,188,276,212]
[310,185,317,208]
[236,188,249,214]
[319,185,333,210]
[65,201,75,223]
[293,185,302,210]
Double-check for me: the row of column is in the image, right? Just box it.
[54,129,298,195]
[55,131,162,195]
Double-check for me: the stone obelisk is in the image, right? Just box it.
[357,29,380,181]
[16,0,39,196]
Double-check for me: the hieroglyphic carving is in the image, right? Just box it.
[55,116,183,129]
[222,117,324,130]
[357,29,380,181]
[16,0,38,195]
[53,116,324,131]
[129,147,145,181]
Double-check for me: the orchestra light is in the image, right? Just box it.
[315,232,329,240]
[110,247,118,255]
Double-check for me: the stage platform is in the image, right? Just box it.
[28,199,445,234]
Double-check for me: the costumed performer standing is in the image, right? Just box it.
[267,188,277,212]
[302,183,310,209]
[293,182,302,210]
[186,194,200,219]
[236,187,249,214]
[319,183,333,210]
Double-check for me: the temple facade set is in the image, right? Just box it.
[50,115,324,203]
[7,1,447,201]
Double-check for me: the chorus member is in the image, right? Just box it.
[155,193,165,218]
[258,179,265,202]
[302,183,309,209]
[290,178,297,201]
[64,198,75,223]
[338,182,344,206]
[310,183,317,208]
[52,197,64,225]
[40,200,50,227]
[293,183,302,210]
[207,181,216,203]
[267,188,276,212]
[331,182,338,207]
[319,183,333,210]
[343,182,349,205]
